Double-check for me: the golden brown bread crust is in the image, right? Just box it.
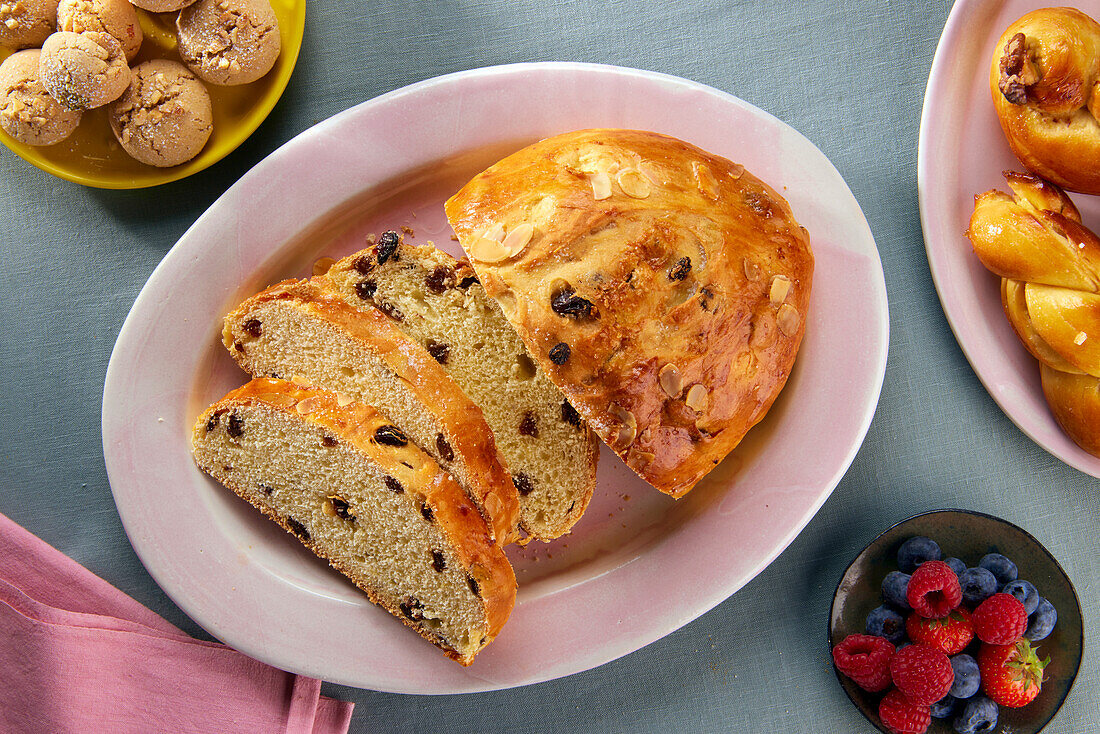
[222,278,521,545]
[445,129,813,497]
[991,7,1100,194]
[1040,364,1100,456]
[968,170,1100,459]
[191,378,516,664]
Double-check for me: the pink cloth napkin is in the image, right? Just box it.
[0,512,354,734]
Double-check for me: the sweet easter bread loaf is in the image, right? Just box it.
[992,7,1100,194]
[968,170,1100,457]
[445,129,813,497]
[191,378,516,665]
[222,277,520,545]
[323,237,599,542]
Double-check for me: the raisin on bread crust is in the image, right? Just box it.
[325,240,599,542]
[222,278,520,545]
[191,378,516,665]
[445,129,814,497]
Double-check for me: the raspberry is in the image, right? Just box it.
[972,593,1028,645]
[889,643,954,705]
[905,607,974,655]
[906,560,962,618]
[832,633,894,692]
[879,688,931,734]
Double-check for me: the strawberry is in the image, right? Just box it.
[972,592,1028,645]
[889,643,954,705]
[832,634,894,692]
[906,560,962,618]
[905,607,974,655]
[878,688,931,734]
[979,639,1049,708]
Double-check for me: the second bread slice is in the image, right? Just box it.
[324,236,599,541]
[222,278,520,545]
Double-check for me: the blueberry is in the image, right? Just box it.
[930,694,959,719]
[1002,579,1039,615]
[881,571,912,611]
[959,567,999,606]
[1025,597,1058,641]
[897,536,942,573]
[865,605,906,644]
[979,553,1018,585]
[953,695,998,733]
[949,653,981,699]
[943,556,967,577]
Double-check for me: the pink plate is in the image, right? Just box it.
[102,63,888,693]
[918,0,1100,477]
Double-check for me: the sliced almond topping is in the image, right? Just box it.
[4,18,18,28]
[769,275,792,304]
[336,392,354,407]
[0,5,11,15]
[483,222,505,241]
[295,396,322,415]
[617,170,651,198]
[685,383,709,413]
[658,363,683,398]
[777,303,800,337]
[1074,331,1088,346]
[743,258,762,282]
[289,374,311,386]
[256,392,296,408]
[631,450,656,470]
[729,162,745,179]
[692,161,719,201]
[312,256,336,276]
[608,403,637,447]
[590,171,612,200]
[467,235,511,263]
[501,222,534,256]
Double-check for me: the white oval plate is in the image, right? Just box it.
[103,62,888,693]
[918,0,1100,477]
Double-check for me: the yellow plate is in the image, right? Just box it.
[0,0,304,189]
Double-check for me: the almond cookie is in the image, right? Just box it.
[176,0,280,86]
[0,0,59,50]
[0,49,82,145]
[128,0,195,11]
[57,0,143,62]
[39,30,130,110]
[108,59,212,167]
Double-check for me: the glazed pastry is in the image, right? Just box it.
[191,379,517,666]
[991,7,1100,195]
[324,238,599,542]
[445,129,813,498]
[221,277,521,545]
[38,31,130,110]
[108,59,213,167]
[0,49,82,145]
[0,0,59,50]
[57,0,143,62]
[967,170,1100,457]
[176,0,280,86]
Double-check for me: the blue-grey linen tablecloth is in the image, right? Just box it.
[1,1,1095,731]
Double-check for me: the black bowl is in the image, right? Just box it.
[829,510,1083,733]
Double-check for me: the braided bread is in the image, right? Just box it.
[991,7,1100,195]
[967,170,1100,456]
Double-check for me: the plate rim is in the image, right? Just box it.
[102,61,890,692]
[916,0,1100,478]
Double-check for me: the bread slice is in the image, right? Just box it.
[324,236,599,542]
[191,378,516,665]
[222,278,520,545]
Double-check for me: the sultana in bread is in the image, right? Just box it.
[991,7,1100,195]
[445,129,813,497]
[191,378,516,665]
